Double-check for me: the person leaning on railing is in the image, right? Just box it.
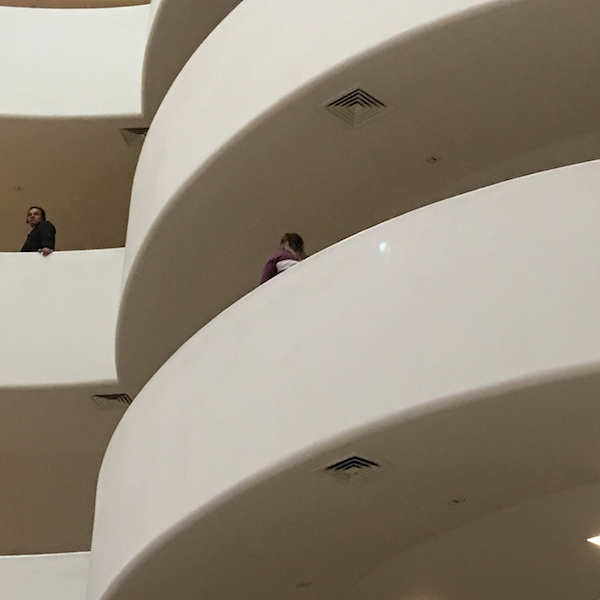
[260,232,306,284]
[21,206,55,256]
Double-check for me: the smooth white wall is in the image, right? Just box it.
[0,552,89,600]
[125,0,498,278]
[147,0,163,26]
[142,0,241,117]
[0,249,123,387]
[91,161,600,600]
[0,6,148,117]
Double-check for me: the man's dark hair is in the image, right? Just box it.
[28,206,46,220]
[281,232,304,254]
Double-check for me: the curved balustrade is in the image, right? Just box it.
[0,250,123,388]
[89,161,600,600]
[0,6,148,118]
[0,0,245,119]
[142,0,241,117]
[0,250,126,555]
[118,0,600,393]
[0,552,89,600]
[1,0,599,592]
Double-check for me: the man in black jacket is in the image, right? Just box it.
[21,206,56,256]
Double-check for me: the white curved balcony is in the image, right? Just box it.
[142,0,241,117]
[0,0,258,554]
[89,160,600,600]
[0,6,148,118]
[3,0,147,7]
[0,249,122,388]
[0,0,243,119]
[0,0,243,118]
[118,0,600,392]
[0,552,89,600]
[0,5,150,252]
[0,0,246,252]
[0,250,126,554]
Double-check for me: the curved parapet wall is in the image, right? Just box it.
[90,161,600,600]
[0,249,123,388]
[0,552,89,600]
[142,0,241,117]
[0,250,127,554]
[0,5,148,117]
[119,0,600,392]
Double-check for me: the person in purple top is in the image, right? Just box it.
[260,233,307,284]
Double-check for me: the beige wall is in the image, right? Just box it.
[0,249,122,387]
[0,553,88,600]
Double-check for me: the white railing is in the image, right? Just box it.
[90,161,600,600]
[0,249,123,388]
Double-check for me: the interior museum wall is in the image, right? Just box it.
[89,160,600,600]
[0,552,88,600]
[124,0,502,278]
[0,249,123,387]
[0,5,148,117]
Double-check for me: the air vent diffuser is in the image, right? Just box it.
[121,127,148,147]
[323,455,380,482]
[325,89,386,127]
[92,393,132,409]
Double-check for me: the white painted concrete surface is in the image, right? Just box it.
[0,552,88,600]
[126,0,498,278]
[147,0,163,27]
[0,249,123,387]
[119,0,600,393]
[142,0,241,116]
[0,6,148,117]
[91,161,600,600]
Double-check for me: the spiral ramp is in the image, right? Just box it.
[92,161,600,600]
[101,0,600,599]
[118,0,600,394]
[1,0,600,599]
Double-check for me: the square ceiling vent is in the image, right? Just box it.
[92,393,132,409]
[322,455,381,482]
[325,88,386,127]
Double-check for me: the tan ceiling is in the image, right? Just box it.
[0,0,148,7]
[0,385,126,554]
[345,480,600,600]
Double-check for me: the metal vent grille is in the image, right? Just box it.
[121,127,148,147]
[323,455,380,482]
[325,89,386,127]
[92,393,133,409]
